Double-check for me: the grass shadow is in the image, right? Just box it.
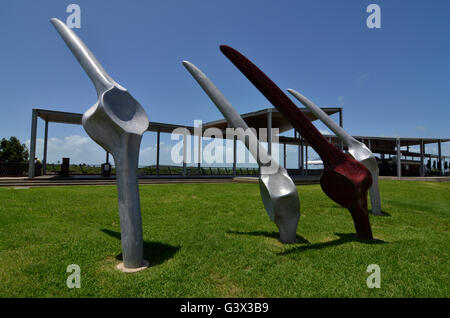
[278,233,386,255]
[101,229,180,267]
[333,205,391,217]
[226,230,310,244]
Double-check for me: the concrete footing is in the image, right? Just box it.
[116,260,149,273]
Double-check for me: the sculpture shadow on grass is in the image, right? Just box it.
[226,230,310,244]
[370,210,391,217]
[331,205,391,217]
[278,233,386,256]
[101,229,180,267]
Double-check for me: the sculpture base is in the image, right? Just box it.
[280,237,300,244]
[354,234,380,241]
[116,260,149,273]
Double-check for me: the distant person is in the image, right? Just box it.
[34,157,42,176]
[426,159,431,173]
[380,159,389,176]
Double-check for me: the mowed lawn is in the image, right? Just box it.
[0,180,448,297]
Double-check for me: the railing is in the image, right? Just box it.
[46,164,107,176]
[138,166,259,176]
[42,164,260,177]
[0,162,29,177]
[5,161,446,178]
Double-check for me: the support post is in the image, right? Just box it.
[106,152,109,164]
[267,110,272,155]
[297,132,301,170]
[28,109,38,179]
[438,139,442,173]
[43,120,48,175]
[339,108,344,150]
[156,130,160,176]
[182,130,187,177]
[300,139,304,175]
[198,133,201,174]
[420,139,425,176]
[256,129,260,171]
[305,145,308,175]
[396,138,401,178]
[233,135,237,177]
[283,142,287,169]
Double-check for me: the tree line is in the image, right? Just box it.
[0,137,29,163]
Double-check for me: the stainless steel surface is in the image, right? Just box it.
[51,18,149,268]
[287,89,382,215]
[183,61,300,242]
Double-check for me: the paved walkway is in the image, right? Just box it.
[234,176,321,185]
[379,176,450,182]
[1,175,448,188]
[0,175,234,187]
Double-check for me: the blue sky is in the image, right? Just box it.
[1,0,449,166]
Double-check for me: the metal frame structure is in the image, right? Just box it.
[27,106,342,178]
[28,108,449,179]
[323,135,450,177]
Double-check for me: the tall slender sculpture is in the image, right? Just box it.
[220,45,374,240]
[182,61,300,243]
[51,18,149,271]
[287,89,382,215]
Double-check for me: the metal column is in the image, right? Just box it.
[396,138,401,178]
[256,129,260,166]
[297,132,301,170]
[182,130,187,176]
[305,145,308,175]
[420,139,425,176]
[156,130,160,176]
[300,139,304,175]
[438,139,442,173]
[28,109,38,179]
[43,120,48,175]
[198,133,202,174]
[233,135,237,177]
[267,110,272,155]
[283,142,287,168]
[296,130,302,174]
[339,108,344,150]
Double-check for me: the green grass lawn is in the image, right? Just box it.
[0,180,448,297]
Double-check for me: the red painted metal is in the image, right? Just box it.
[220,45,374,239]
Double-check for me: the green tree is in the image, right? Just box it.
[0,137,29,163]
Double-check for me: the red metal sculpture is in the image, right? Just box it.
[220,45,374,240]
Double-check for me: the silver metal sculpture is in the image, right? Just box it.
[183,61,300,243]
[287,89,382,215]
[51,18,149,271]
